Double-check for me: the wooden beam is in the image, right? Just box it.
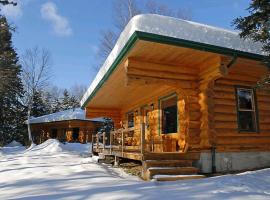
[125,74,197,89]
[125,58,199,75]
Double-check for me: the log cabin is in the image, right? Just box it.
[80,14,270,181]
[28,108,104,144]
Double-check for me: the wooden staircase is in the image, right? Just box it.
[142,152,204,181]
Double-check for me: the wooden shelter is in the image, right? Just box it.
[81,15,270,180]
[29,108,104,144]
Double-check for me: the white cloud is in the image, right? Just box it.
[41,2,72,37]
[0,1,23,19]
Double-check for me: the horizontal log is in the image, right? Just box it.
[126,75,197,89]
[199,64,228,82]
[189,121,201,129]
[214,105,236,114]
[217,137,270,145]
[214,91,235,100]
[214,84,234,92]
[214,98,235,106]
[216,79,256,86]
[225,73,259,82]
[216,131,270,137]
[215,121,237,129]
[126,66,197,81]
[214,113,237,122]
[189,112,201,121]
[125,58,199,75]
[258,104,270,111]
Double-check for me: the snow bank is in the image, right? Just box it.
[31,139,63,153]
[24,139,91,155]
[1,141,26,155]
[5,140,23,147]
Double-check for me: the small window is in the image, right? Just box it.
[236,87,258,132]
[127,112,134,128]
[72,128,80,140]
[51,129,58,138]
[160,95,178,134]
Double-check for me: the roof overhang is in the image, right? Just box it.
[81,14,267,109]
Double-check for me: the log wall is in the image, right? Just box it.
[31,120,102,144]
[213,61,270,152]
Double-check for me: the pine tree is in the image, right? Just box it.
[0,16,27,145]
[61,89,71,110]
[233,0,270,89]
[59,89,80,111]
[31,90,48,117]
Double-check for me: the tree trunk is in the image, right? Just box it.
[27,105,33,144]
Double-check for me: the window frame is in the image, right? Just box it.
[235,86,259,133]
[158,93,179,135]
[126,111,135,128]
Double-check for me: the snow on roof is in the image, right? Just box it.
[28,108,105,124]
[81,14,265,107]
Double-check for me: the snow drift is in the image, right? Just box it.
[25,139,91,155]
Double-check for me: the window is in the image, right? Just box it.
[235,87,258,132]
[72,128,80,140]
[127,112,134,128]
[51,129,58,138]
[160,95,178,134]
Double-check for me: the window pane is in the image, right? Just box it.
[161,96,177,134]
[237,89,253,110]
[127,112,134,128]
[238,111,256,132]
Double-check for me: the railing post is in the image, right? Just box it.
[141,123,145,155]
[110,131,112,154]
[91,132,94,153]
[121,129,124,157]
[96,133,99,150]
[103,132,106,151]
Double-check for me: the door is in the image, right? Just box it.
[141,105,154,152]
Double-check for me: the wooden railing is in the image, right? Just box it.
[92,122,181,155]
[92,126,141,156]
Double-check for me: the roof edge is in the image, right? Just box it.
[81,31,267,109]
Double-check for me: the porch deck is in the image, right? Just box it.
[92,127,199,161]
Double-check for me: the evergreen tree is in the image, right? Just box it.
[61,89,72,110]
[31,90,48,117]
[233,0,270,89]
[60,89,80,111]
[0,16,26,145]
[69,95,80,109]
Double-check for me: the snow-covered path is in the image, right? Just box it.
[1,140,270,200]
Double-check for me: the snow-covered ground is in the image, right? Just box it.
[1,139,270,200]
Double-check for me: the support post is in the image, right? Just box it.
[114,156,119,166]
[91,132,94,153]
[110,131,112,154]
[96,134,99,150]
[103,132,106,150]
[121,129,124,157]
[141,123,145,155]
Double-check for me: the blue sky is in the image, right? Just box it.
[1,0,251,89]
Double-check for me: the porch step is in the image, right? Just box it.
[152,174,205,181]
[143,160,193,168]
[143,152,200,161]
[148,167,199,178]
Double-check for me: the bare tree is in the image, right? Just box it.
[70,84,87,103]
[146,0,174,16]
[113,0,141,32]
[96,0,192,66]
[21,47,52,143]
[98,30,117,60]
